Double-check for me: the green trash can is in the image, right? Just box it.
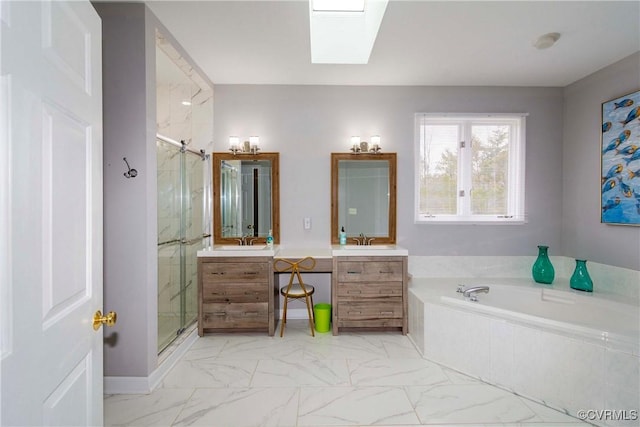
[314,303,331,333]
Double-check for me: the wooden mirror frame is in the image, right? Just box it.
[212,152,280,245]
[331,152,397,245]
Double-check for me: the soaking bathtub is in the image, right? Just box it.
[408,278,640,427]
[442,282,639,350]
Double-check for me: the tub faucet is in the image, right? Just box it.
[462,286,490,301]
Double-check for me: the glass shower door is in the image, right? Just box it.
[157,139,182,351]
[157,138,207,353]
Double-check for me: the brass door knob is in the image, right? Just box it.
[93,310,117,331]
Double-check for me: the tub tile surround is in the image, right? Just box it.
[408,255,640,302]
[408,256,639,427]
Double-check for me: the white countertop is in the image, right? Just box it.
[197,245,276,257]
[331,244,409,256]
[198,244,409,258]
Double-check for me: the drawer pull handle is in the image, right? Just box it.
[379,270,394,274]
[347,290,361,294]
[380,311,394,315]
[213,312,226,316]
[347,271,361,275]
[244,272,258,275]
[211,272,225,275]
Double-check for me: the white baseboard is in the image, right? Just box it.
[103,375,152,395]
[104,328,198,395]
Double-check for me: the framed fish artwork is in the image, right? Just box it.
[601,89,640,225]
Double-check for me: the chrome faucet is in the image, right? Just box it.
[350,233,376,245]
[462,286,490,301]
[358,233,376,245]
[235,235,258,246]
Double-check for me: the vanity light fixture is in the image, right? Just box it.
[350,135,382,154]
[229,135,261,155]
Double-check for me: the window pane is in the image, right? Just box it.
[419,124,458,215]
[471,124,509,215]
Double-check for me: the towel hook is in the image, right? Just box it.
[123,157,137,178]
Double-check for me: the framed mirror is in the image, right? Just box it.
[331,153,397,245]
[213,152,280,244]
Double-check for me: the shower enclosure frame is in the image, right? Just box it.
[157,134,211,353]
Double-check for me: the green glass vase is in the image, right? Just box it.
[570,259,593,292]
[532,245,554,284]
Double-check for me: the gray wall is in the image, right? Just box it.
[96,2,213,378]
[213,85,564,255]
[95,2,157,378]
[562,52,640,270]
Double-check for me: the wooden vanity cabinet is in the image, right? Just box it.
[332,256,408,335]
[198,256,277,336]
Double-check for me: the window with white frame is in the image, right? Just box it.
[414,114,526,223]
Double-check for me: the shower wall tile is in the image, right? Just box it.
[192,88,213,150]
[156,33,212,353]
[157,84,171,136]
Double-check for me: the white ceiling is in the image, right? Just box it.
[146,0,640,87]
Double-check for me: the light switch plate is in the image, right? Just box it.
[303,217,312,230]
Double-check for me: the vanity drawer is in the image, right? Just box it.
[337,299,403,320]
[201,302,268,329]
[337,281,403,298]
[337,318,404,329]
[337,260,403,282]
[202,282,268,303]
[201,262,269,283]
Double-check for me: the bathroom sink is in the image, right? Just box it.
[340,245,397,250]
[217,245,267,250]
[197,244,275,257]
[332,244,408,256]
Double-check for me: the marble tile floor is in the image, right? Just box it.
[105,320,589,427]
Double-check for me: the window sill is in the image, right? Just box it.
[415,216,527,225]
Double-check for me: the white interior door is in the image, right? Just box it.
[1,1,104,425]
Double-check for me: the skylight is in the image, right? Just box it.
[309,0,388,64]
[312,0,365,12]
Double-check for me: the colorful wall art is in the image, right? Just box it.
[601,90,640,225]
